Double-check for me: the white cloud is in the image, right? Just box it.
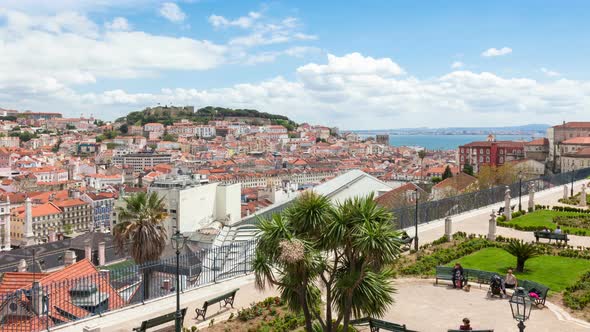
[209,12,261,29]
[105,17,131,31]
[451,61,464,69]
[541,67,561,77]
[0,9,225,94]
[40,53,589,128]
[159,2,186,23]
[481,47,512,57]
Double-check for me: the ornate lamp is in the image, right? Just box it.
[509,287,533,332]
[171,228,188,332]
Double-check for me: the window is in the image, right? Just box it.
[460,156,464,162]
[479,156,483,162]
[500,149,504,155]
[486,149,490,155]
[479,148,483,154]
[486,156,490,162]
[500,157,504,163]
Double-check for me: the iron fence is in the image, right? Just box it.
[393,168,590,229]
[0,240,257,332]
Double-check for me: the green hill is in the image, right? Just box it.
[116,105,297,130]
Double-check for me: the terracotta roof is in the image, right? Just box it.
[554,122,590,129]
[433,172,478,191]
[375,183,426,210]
[562,137,590,145]
[525,138,549,146]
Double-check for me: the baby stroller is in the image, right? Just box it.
[489,275,504,298]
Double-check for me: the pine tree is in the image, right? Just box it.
[442,165,453,180]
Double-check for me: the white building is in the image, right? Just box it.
[148,175,241,236]
[0,197,10,250]
[85,174,124,190]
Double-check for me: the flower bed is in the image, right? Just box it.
[195,297,306,332]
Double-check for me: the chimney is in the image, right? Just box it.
[31,281,45,315]
[84,240,92,263]
[64,250,77,266]
[17,259,27,272]
[98,242,105,266]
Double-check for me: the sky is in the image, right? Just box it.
[1,0,589,129]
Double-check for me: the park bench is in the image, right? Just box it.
[435,266,467,286]
[350,317,418,332]
[464,269,498,287]
[195,288,239,320]
[133,308,186,332]
[520,280,550,306]
[533,231,569,244]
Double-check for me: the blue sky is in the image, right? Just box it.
[1,0,589,129]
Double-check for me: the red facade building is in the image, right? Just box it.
[458,135,525,172]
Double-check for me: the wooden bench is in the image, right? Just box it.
[534,231,569,244]
[195,288,239,320]
[435,266,467,286]
[520,280,550,306]
[350,318,418,332]
[133,308,186,332]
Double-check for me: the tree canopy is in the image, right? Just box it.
[254,192,401,332]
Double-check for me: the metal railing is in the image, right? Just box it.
[393,168,590,229]
[0,240,257,332]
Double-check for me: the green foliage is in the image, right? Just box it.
[451,247,590,292]
[65,124,76,130]
[51,138,62,153]
[563,271,590,310]
[504,240,540,272]
[162,133,177,142]
[117,105,297,128]
[119,123,128,134]
[63,223,73,235]
[431,176,442,184]
[254,192,401,332]
[400,237,496,275]
[442,165,453,180]
[106,142,118,150]
[10,130,37,142]
[463,162,474,176]
[498,209,590,236]
[553,205,590,213]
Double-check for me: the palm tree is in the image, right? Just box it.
[254,192,401,332]
[114,191,168,299]
[417,149,426,182]
[504,240,540,272]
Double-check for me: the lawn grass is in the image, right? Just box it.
[501,209,590,235]
[447,247,590,292]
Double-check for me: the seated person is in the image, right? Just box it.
[452,263,465,289]
[504,269,518,294]
[554,226,562,234]
[459,318,472,331]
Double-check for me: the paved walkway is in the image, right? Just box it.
[60,276,590,332]
[56,274,278,332]
[381,278,590,332]
[407,180,590,247]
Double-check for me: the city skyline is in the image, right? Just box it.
[1,0,590,129]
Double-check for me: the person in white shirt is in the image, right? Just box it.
[554,226,562,234]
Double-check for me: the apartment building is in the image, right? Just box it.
[458,136,525,172]
[548,121,590,172]
[112,152,172,172]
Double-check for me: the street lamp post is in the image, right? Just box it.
[509,287,533,332]
[518,172,523,212]
[571,170,576,197]
[171,228,188,332]
[414,189,419,252]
